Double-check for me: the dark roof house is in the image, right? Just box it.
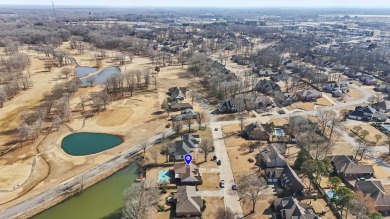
[256,79,281,95]
[174,186,203,217]
[242,122,270,141]
[331,155,374,180]
[274,197,318,219]
[355,180,390,214]
[348,106,387,122]
[259,143,286,168]
[280,165,306,195]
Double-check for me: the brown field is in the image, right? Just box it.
[240,196,274,219]
[198,173,220,191]
[346,123,388,145]
[203,197,225,219]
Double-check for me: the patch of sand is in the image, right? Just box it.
[0,157,34,191]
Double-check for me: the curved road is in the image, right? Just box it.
[0,130,173,219]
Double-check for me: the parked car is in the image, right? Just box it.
[220,180,225,188]
[232,184,237,190]
[217,160,221,166]
[214,128,218,131]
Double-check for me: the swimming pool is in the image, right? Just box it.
[326,190,335,199]
[158,170,170,185]
[274,128,284,136]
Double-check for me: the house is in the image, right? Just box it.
[174,162,203,185]
[371,101,390,113]
[171,109,199,121]
[181,134,201,146]
[271,72,290,82]
[374,84,388,92]
[168,87,187,101]
[256,79,281,94]
[280,165,306,195]
[242,122,270,141]
[348,106,387,122]
[360,75,378,85]
[274,91,296,106]
[218,98,245,113]
[331,155,374,180]
[169,140,197,161]
[265,167,284,183]
[169,102,193,112]
[295,89,322,101]
[259,143,286,168]
[355,180,390,214]
[323,82,349,93]
[274,197,318,219]
[174,186,203,217]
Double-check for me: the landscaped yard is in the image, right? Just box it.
[300,199,336,219]
[286,101,314,111]
[240,196,274,219]
[346,124,388,145]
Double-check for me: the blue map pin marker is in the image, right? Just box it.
[184,154,192,165]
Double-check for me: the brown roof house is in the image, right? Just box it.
[174,186,203,217]
[355,180,390,214]
[169,102,193,112]
[295,89,322,101]
[280,165,306,195]
[259,143,286,168]
[174,162,203,185]
[274,197,318,219]
[242,122,270,141]
[331,155,374,180]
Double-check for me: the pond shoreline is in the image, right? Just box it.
[19,155,142,219]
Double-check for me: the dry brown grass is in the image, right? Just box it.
[203,197,225,219]
[96,108,134,127]
[198,173,220,191]
[240,196,274,219]
[346,124,387,145]
[286,101,314,111]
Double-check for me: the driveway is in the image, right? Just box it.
[209,122,243,218]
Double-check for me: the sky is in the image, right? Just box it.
[1,0,390,8]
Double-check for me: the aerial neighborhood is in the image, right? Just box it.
[1,3,390,219]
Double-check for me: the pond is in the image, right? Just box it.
[61,132,123,156]
[32,163,138,219]
[81,66,121,86]
[75,66,98,77]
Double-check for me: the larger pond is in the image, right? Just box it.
[75,66,98,77]
[32,163,138,219]
[61,132,123,156]
[81,66,121,86]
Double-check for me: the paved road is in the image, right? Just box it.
[209,122,243,218]
[0,130,174,219]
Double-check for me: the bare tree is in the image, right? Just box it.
[92,96,103,114]
[51,115,62,131]
[199,139,213,162]
[374,134,382,145]
[140,140,149,155]
[196,112,207,130]
[61,67,72,78]
[0,89,7,108]
[216,207,236,219]
[122,180,160,219]
[238,175,267,213]
[161,99,170,115]
[124,70,136,97]
[86,76,96,87]
[183,116,192,133]
[143,71,150,88]
[317,110,336,135]
[349,191,376,219]
[172,121,183,136]
[150,150,159,164]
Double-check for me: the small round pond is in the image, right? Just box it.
[62,132,123,156]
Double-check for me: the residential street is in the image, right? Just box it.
[209,122,244,218]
